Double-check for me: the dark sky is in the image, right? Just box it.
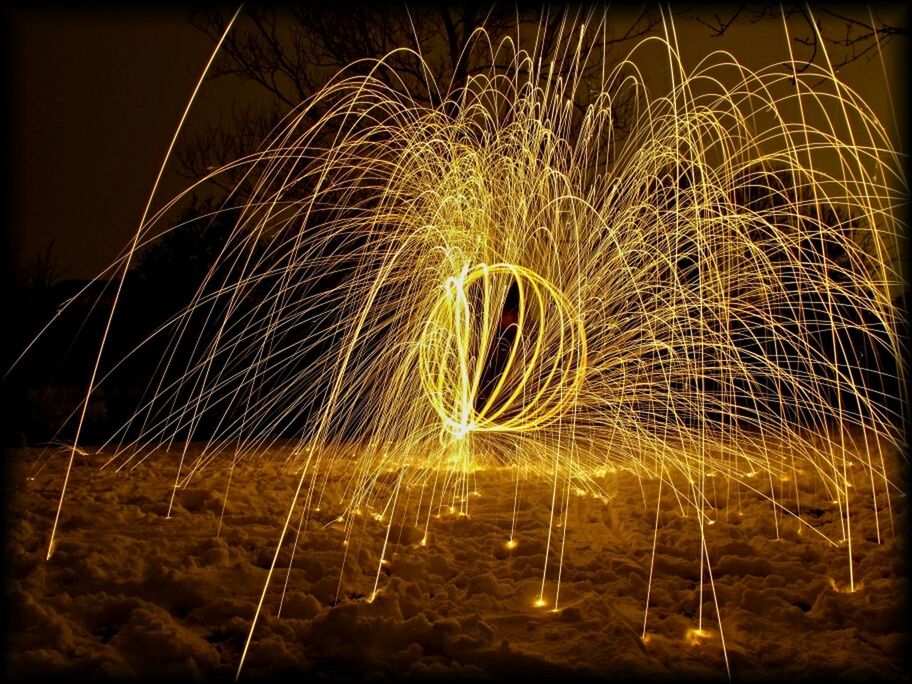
[7,6,907,282]
[9,9,214,281]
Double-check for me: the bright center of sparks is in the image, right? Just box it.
[419,263,586,440]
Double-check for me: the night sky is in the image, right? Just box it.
[6,6,907,282]
[9,9,216,281]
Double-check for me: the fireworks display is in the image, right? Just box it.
[10,8,907,681]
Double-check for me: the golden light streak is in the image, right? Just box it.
[45,5,246,561]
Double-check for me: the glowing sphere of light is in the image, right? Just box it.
[419,262,586,438]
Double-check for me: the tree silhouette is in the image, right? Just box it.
[715,164,900,428]
[178,4,660,190]
[693,4,908,74]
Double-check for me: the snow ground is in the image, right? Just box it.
[3,444,908,682]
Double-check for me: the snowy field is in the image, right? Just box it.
[4,443,908,682]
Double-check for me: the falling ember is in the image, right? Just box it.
[686,628,714,646]
[8,7,907,683]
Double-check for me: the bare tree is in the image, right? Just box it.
[21,238,68,291]
[180,4,907,191]
[178,4,660,187]
[693,4,908,74]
